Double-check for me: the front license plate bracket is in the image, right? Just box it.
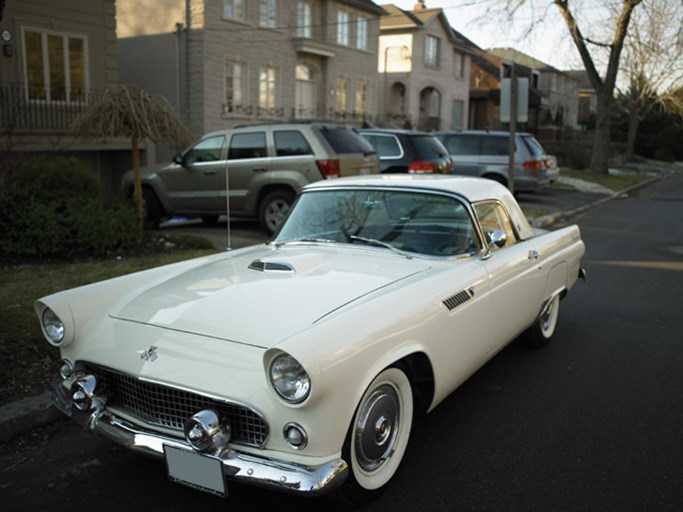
[164,445,227,497]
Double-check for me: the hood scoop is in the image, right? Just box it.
[249,259,295,273]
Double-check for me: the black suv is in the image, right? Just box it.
[358,129,453,174]
[122,122,379,233]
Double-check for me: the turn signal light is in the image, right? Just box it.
[316,159,341,178]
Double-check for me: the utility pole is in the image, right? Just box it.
[508,64,517,195]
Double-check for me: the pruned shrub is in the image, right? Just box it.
[0,157,140,259]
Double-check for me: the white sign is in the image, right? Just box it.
[500,78,529,123]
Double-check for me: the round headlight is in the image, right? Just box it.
[42,307,65,345]
[269,354,310,404]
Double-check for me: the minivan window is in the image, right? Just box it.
[320,126,375,154]
[522,136,545,158]
[440,134,479,154]
[480,136,509,156]
[274,130,313,156]
[228,132,267,160]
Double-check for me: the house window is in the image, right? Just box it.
[259,66,277,113]
[355,81,367,114]
[356,16,368,50]
[24,29,87,102]
[223,0,245,21]
[532,71,540,89]
[225,61,245,114]
[296,2,312,38]
[451,99,464,130]
[337,11,349,46]
[454,52,465,79]
[424,35,440,67]
[259,0,277,28]
[335,78,348,113]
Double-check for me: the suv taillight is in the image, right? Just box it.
[316,159,340,178]
[408,161,434,174]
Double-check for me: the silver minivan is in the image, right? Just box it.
[434,131,556,192]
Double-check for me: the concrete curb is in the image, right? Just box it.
[0,172,670,440]
[531,174,667,229]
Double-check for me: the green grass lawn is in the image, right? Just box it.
[0,245,217,407]
[557,167,658,191]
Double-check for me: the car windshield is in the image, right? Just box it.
[273,189,481,257]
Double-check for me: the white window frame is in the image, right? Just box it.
[259,0,278,28]
[337,11,349,46]
[451,99,464,130]
[23,27,89,104]
[223,0,245,21]
[224,60,246,114]
[355,81,367,114]
[454,51,465,79]
[335,77,348,112]
[356,16,368,50]
[296,1,312,38]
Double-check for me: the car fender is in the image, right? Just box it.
[246,169,313,212]
[122,168,174,214]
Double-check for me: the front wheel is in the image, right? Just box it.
[258,190,294,234]
[336,366,414,504]
[525,294,560,348]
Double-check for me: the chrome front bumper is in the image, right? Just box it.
[52,384,348,496]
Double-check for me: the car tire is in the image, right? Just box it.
[482,173,508,187]
[524,294,560,348]
[200,215,219,224]
[142,188,163,229]
[259,190,294,234]
[336,366,414,504]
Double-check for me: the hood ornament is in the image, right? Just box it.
[139,345,158,362]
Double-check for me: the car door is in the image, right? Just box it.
[225,129,271,214]
[161,134,227,213]
[474,200,545,354]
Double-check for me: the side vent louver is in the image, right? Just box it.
[249,259,295,272]
[442,290,472,311]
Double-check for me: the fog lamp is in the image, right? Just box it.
[59,359,74,381]
[284,422,308,450]
[71,375,97,411]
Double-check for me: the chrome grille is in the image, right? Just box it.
[82,363,268,448]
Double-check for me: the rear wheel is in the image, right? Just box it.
[142,188,163,229]
[259,190,294,234]
[336,366,414,504]
[525,294,560,347]
[482,173,507,187]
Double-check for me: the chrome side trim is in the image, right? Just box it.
[52,384,348,496]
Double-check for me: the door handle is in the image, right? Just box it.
[528,250,539,260]
[252,167,268,173]
[203,170,217,175]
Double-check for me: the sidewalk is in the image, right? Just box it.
[0,172,667,440]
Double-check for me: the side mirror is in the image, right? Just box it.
[172,153,184,165]
[481,229,506,260]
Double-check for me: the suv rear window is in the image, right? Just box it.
[412,135,449,159]
[274,130,313,156]
[522,136,544,158]
[319,126,375,154]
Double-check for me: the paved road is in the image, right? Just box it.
[1,175,681,511]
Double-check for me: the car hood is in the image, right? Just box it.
[110,246,431,348]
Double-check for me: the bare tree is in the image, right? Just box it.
[618,0,683,160]
[71,85,193,230]
[493,0,644,173]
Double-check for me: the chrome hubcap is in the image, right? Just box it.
[355,385,400,472]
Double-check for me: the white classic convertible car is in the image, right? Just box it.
[36,175,585,502]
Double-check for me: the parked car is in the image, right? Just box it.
[122,122,379,233]
[434,130,555,192]
[359,129,453,174]
[37,175,585,503]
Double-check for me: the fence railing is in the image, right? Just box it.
[0,83,102,134]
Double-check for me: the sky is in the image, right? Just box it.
[387,0,585,70]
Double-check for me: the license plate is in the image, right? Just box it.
[164,445,227,497]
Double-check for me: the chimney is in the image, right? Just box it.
[414,1,427,10]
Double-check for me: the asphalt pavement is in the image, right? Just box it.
[0,171,670,440]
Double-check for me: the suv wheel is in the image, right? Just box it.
[142,188,163,229]
[259,190,294,234]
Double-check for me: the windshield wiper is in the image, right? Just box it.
[349,235,412,259]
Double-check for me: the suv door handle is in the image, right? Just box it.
[252,167,268,173]
[203,169,217,175]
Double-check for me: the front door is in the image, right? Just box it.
[295,64,317,119]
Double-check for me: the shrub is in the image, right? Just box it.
[0,157,141,259]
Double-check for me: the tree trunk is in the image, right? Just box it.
[589,91,613,175]
[131,134,143,231]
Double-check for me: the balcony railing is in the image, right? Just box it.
[222,103,377,127]
[0,83,102,134]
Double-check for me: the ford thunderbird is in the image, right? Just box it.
[36,175,585,502]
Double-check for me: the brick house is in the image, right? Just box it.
[378,2,471,131]
[117,0,387,157]
[0,0,139,196]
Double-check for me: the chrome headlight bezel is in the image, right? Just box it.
[42,307,65,345]
[269,353,311,404]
